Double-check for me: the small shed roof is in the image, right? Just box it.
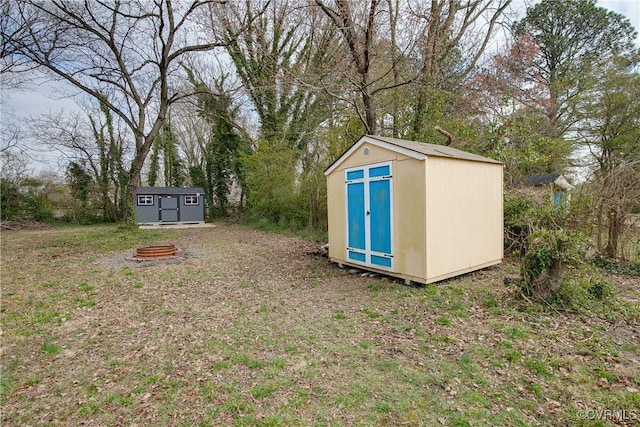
[522,173,561,186]
[521,174,574,190]
[325,135,502,175]
[136,187,205,195]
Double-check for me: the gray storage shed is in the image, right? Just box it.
[135,187,205,225]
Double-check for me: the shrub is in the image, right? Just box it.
[244,138,304,226]
[508,191,625,312]
[519,229,620,311]
[243,137,329,231]
[552,265,617,312]
[519,229,585,301]
[1,176,59,223]
[504,193,566,254]
[504,194,535,253]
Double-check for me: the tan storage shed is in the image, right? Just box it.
[324,135,503,285]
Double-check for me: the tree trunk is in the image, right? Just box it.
[605,208,622,259]
[362,88,376,135]
[595,200,604,253]
[124,133,150,221]
[532,259,565,299]
[411,85,428,140]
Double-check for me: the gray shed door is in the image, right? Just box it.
[159,196,179,222]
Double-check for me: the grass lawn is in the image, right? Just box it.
[1,223,638,426]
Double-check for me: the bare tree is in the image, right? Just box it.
[171,101,209,170]
[593,162,640,260]
[577,57,640,259]
[3,0,230,219]
[314,0,382,134]
[0,113,21,154]
[27,105,128,221]
[314,0,422,135]
[0,0,38,79]
[209,0,338,150]
[313,0,510,137]
[409,0,512,139]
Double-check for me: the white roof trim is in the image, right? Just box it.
[554,175,575,190]
[324,135,425,176]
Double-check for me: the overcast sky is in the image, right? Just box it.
[600,0,640,32]
[1,0,640,174]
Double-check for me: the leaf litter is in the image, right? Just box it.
[1,223,638,426]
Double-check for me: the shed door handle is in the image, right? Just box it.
[366,211,370,215]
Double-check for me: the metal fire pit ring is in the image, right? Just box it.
[135,245,178,259]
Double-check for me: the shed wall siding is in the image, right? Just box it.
[335,143,409,169]
[135,188,205,224]
[393,157,426,279]
[179,198,205,222]
[425,157,503,281]
[135,197,160,223]
[327,171,347,261]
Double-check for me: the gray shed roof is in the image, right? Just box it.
[136,187,205,195]
[521,174,561,186]
[325,134,502,175]
[520,174,574,190]
[367,135,502,164]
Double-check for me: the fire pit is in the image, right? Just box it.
[126,244,187,263]
[135,245,177,259]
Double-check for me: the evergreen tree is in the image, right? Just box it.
[160,122,185,187]
[513,0,638,136]
[186,68,250,218]
[147,142,160,187]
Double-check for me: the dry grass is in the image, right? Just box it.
[1,223,639,426]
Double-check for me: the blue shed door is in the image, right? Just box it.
[345,162,393,270]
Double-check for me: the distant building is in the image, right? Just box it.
[135,187,205,225]
[519,174,575,206]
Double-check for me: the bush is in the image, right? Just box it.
[243,137,329,231]
[244,138,305,227]
[504,194,535,253]
[0,178,55,222]
[0,178,24,221]
[518,229,623,313]
[587,279,615,300]
[25,196,54,222]
[519,229,585,300]
[504,193,567,254]
[552,266,617,313]
[593,257,640,276]
[508,192,628,313]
